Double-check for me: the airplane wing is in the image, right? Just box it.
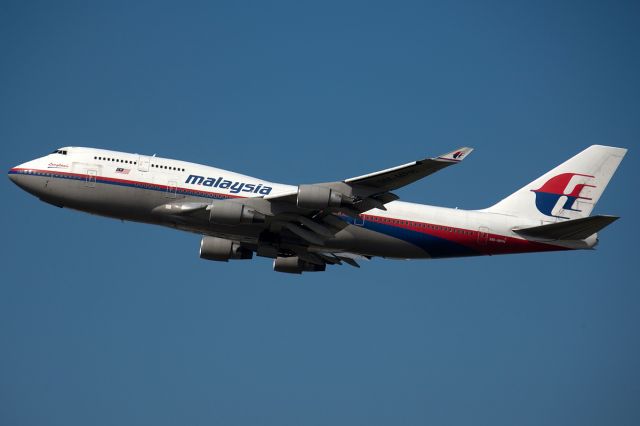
[264,146,473,212]
[344,146,473,193]
[158,147,473,273]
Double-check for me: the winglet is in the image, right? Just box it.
[435,147,474,163]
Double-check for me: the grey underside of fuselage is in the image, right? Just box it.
[17,174,434,259]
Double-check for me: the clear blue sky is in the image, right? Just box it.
[2,1,639,425]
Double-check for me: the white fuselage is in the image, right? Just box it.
[9,147,594,261]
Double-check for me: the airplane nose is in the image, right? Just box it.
[8,163,32,191]
[8,167,19,184]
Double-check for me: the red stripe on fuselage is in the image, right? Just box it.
[358,214,567,255]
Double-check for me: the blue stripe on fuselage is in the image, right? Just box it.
[342,216,480,258]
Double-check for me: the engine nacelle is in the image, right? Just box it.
[209,201,265,225]
[199,236,253,262]
[273,256,326,274]
[296,185,343,210]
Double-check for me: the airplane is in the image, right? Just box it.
[8,144,626,273]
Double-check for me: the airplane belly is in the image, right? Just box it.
[329,224,431,259]
[333,218,483,259]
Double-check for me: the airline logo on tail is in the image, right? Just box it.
[531,173,595,219]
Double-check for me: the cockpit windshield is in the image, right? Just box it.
[51,149,68,155]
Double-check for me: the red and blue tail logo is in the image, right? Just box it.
[531,173,595,219]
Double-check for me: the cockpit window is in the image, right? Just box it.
[52,149,68,155]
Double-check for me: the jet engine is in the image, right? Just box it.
[209,201,265,225]
[296,184,344,210]
[273,256,326,274]
[199,236,253,261]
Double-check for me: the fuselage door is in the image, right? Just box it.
[85,169,97,188]
[166,180,178,199]
[477,226,489,245]
[138,155,150,172]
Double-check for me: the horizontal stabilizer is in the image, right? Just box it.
[513,215,619,240]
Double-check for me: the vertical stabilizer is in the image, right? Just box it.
[485,145,627,221]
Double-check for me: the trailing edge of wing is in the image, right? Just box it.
[513,215,619,240]
[314,251,370,268]
[344,147,473,192]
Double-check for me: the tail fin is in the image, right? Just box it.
[485,145,627,221]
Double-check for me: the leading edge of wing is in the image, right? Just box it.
[345,146,473,183]
[262,146,474,203]
[343,146,473,190]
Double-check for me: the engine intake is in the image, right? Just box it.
[296,185,343,210]
[199,236,253,262]
[273,256,326,274]
[209,201,265,225]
